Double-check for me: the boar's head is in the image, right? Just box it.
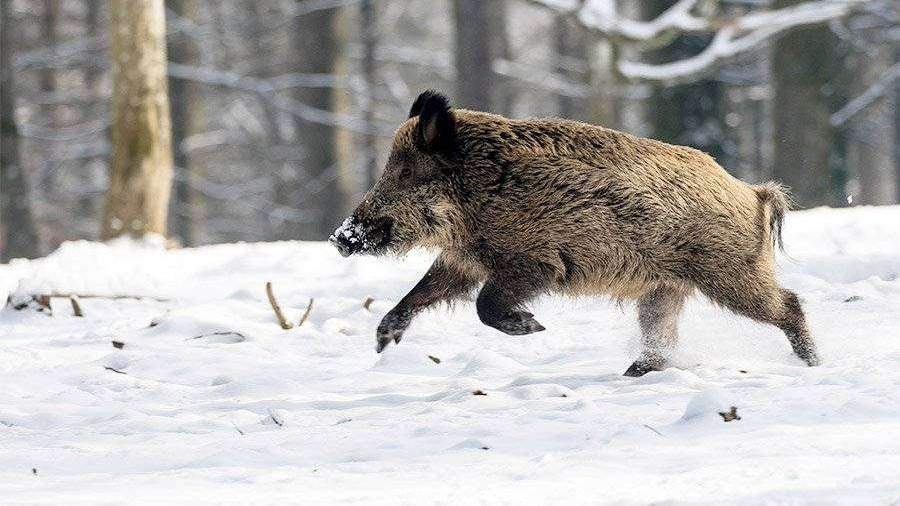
[330,91,461,257]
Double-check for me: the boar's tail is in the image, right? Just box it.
[754,182,791,253]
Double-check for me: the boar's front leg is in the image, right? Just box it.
[475,261,547,336]
[376,258,478,353]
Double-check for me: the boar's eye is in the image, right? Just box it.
[399,164,412,179]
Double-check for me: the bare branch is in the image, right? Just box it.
[831,62,900,126]
[298,298,314,327]
[527,0,870,83]
[166,63,396,135]
[288,0,364,17]
[492,58,591,97]
[618,1,869,83]
[69,296,84,317]
[265,281,294,330]
[6,293,169,312]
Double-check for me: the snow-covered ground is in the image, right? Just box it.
[1,206,899,505]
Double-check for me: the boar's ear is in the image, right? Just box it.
[410,90,456,155]
[408,90,432,119]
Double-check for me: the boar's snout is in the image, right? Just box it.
[329,216,361,257]
[329,215,394,257]
[329,233,354,258]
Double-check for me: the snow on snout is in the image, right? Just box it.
[331,216,362,245]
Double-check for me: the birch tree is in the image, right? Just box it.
[101,0,173,240]
[772,0,839,207]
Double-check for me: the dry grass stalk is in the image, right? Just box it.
[69,296,84,317]
[265,281,294,330]
[298,298,314,326]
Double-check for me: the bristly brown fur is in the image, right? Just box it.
[341,91,819,371]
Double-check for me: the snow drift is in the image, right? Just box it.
[1,206,898,504]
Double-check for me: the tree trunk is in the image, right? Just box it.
[453,0,495,111]
[85,0,102,92]
[101,0,173,240]
[553,16,589,121]
[487,0,513,116]
[718,57,773,183]
[1,0,42,260]
[79,0,103,219]
[284,1,341,240]
[40,0,60,100]
[771,0,838,208]
[612,1,653,137]
[896,46,900,201]
[166,0,200,245]
[359,0,378,190]
[843,44,897,205]
[644,1,724,161]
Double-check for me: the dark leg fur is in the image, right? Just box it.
[376,258,478,352]
[625,285,688,377]
[475,259,548,336]
[476,283,545,335]
[698,273,820,367]
[775,289,820,366]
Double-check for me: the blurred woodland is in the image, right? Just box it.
[1,0,897,261]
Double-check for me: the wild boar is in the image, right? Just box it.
[330,90,819,376]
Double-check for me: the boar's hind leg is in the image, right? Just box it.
[624,285,689,377]
[699,273,820,367]
[376,257,479,353]
[476,262,547,336]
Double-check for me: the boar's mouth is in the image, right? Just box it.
[329,216,394,257]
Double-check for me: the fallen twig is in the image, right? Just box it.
[187,331,247,341]
[643,424,665,437]
[268,410,284,427]
[104,366,127,375]
[111,340,125,349]
[362,296,374,310]
[6,293,168,315]
[265,281,293,330]
[47,292,167,302]
[428,355,441,364]
[69,296,84,317]
[298,298,314,327]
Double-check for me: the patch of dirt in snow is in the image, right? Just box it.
[1,207,899,504]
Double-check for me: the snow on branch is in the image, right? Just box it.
[831,62,900,127]
[528,0,871,83]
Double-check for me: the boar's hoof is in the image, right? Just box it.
[375,327,404,353]
[491,311,546,336]
[802,352,821,367]
[623,360,663,377]
[376,311,412,353]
